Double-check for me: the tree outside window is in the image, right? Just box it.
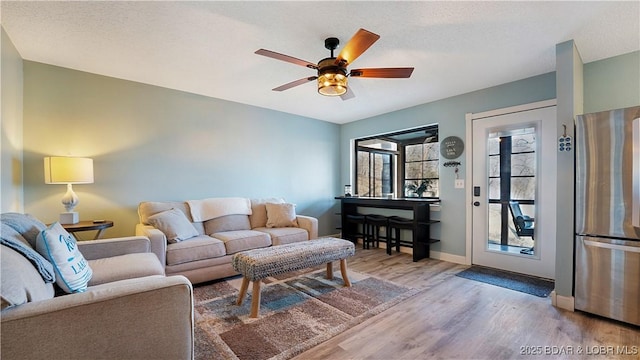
[487,129,536,248]
[357,150,392,197]
[404,142,439,197]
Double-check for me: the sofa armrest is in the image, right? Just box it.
[296,215,318,239]
[136,223,167,266]
[78,236,151,260]
[1,275,194,360]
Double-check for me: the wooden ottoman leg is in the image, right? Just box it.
[340,259,351,287]
[326,262,333,279]
[237,277,250,305]
[250,280,262,318]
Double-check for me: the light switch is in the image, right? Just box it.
[455,179,464,189]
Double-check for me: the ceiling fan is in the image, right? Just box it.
[255,28,414,100]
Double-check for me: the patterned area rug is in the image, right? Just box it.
[456,265,555,297]
[194,267,419,360]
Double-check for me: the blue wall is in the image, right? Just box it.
[584,51,640,113]
[340,72,557,257]
[22,62,341,237]
[18,50,640,255]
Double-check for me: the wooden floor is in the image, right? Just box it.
[293,247,639,360]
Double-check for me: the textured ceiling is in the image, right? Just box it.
[1,1,639,124]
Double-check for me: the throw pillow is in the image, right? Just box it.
[147,208,199,243]
[249,198,284,228]
[35,222,93,293]
[204,214,251,235]
[265,203,299,228]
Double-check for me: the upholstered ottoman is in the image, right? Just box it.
[232,237,355,317]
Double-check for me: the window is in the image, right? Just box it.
[404,142,440,197]
[354,125,439,198]
[487,128,536,203]
[487,127,536,248]
[356,143,395,197]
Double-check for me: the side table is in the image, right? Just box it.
[61,220,114,240]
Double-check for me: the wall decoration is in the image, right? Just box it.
[440,136,465,159]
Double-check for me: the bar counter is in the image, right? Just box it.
[335,196,441,261]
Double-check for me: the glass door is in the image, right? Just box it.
[471,105,556,279]
[487,127,537,255]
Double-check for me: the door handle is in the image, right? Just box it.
[583,239,640,253]
[473,201,480,207]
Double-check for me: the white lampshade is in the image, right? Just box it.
[44,157,94,184]
[44,157,94,224]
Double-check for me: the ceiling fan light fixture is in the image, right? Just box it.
[317,58,348,96]
[318,72,347,96]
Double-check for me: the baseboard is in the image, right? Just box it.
[397,248,466,265]
[348,239,466,265]
[551,290,575,311]
[428,251,467,265]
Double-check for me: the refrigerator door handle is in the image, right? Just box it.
[633,118,639,230]
[583,239,640,253]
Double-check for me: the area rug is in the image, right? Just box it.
[193,267,420,360]
[456,265,554,297]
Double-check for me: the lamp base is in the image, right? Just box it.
[60,212,79,224]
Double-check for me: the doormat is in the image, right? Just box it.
[456,265,554,297]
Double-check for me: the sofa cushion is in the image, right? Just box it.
[138,201,192,224]
[204,214,251,235]
[1,245,55,309]
[254,227,309,246]
[249,198,284,229]
[265,202,299,228]
[36,222,93,293]
[211,230,271,254]
[147,208,199,243]
[88,253,165,286]
[166,235,226,266]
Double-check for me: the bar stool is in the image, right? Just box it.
[387,216,414,255]
[364,214,389,250]
[344,214,366,244]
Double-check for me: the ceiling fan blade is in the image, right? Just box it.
[340,89,355,101]
[255,49,318,69]
[272,76,318,92]
[335,28,380,66]
[349,67,414,78]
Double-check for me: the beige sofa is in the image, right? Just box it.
[136,197,318,284]
[1,213,194,360]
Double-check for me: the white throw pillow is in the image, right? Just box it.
[265,203,299,228]
[35,223,92,293]
[147,208,199,243]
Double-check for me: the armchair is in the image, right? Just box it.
[508,201,535,255]
[1,213,194,360]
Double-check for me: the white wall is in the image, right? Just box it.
[554,40,583,301]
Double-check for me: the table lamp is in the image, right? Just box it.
[44,156,94,224]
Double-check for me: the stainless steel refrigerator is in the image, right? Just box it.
[574,106,640,326]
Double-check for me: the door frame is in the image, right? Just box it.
[464,99,557,267]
